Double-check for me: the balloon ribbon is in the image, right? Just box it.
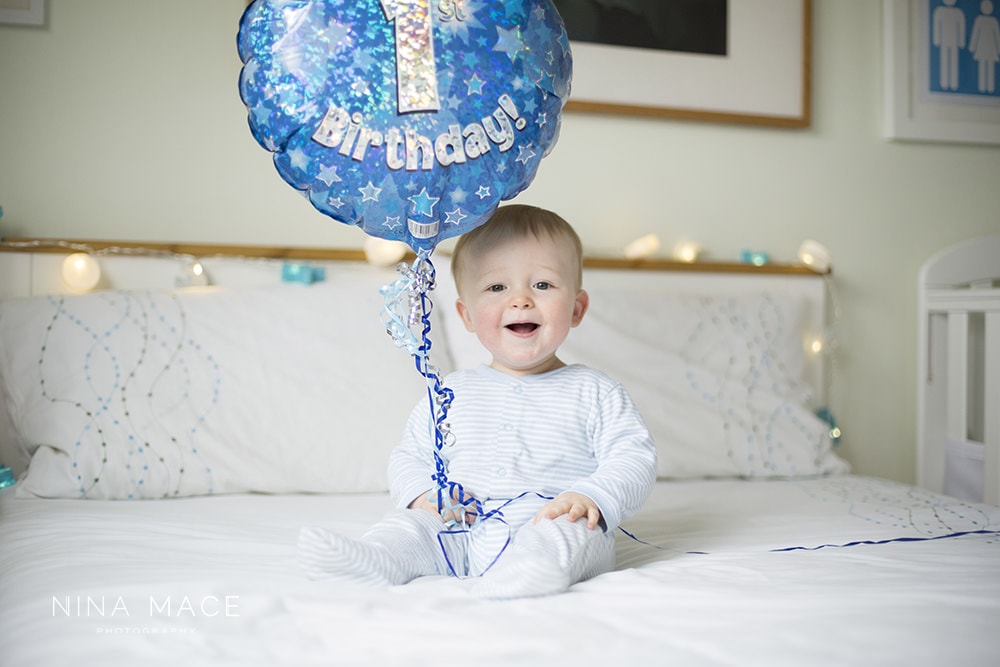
[380,250,479,525]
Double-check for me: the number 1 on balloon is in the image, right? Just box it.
[380,0,441,114]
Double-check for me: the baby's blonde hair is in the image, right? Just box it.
[451,205,583,294]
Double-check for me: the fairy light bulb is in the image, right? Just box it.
[806,327,839,356]
[672,241,702,263]
[364,237,410,267]
[797,240,832,273]
[808,336,825,355]
[624,233,660,260]
[61,253,101,293]
[176,260,210,287]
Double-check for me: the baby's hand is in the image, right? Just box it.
[408,488,478,525]
[534,492,602,530]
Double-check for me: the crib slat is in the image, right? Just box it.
[946,313,969,447]
[985,312,999,505]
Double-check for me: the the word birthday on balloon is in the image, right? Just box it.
[312,94,529,170]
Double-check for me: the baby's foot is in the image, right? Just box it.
[297,527,411,585]
[470,548,571,599]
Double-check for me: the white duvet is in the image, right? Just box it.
[2,476,999,667]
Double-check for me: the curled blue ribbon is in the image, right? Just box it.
[381,251,477,522]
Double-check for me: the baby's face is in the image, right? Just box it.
[455,234,587,377]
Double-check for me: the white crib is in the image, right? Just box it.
[917,235,1000,505]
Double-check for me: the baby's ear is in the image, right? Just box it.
[455,298,477,332]
[571,289,589,327]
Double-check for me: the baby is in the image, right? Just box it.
[298,204,656,598]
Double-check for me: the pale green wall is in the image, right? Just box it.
[1,0,998,483]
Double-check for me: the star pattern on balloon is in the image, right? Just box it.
[445,208,468,226]
[409,188,440,218]
[493,26,523,62]
[317,165,342,185]
[466,73,486,96]
[359,181,382,202]
[515,144,536,165]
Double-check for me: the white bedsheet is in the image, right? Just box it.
[2,477,998,667]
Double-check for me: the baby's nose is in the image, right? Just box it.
[509,292,534,308]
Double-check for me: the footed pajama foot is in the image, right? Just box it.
[470,548,571,599]
[297,527,414,585]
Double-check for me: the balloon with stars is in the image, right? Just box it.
[238,0,572,251]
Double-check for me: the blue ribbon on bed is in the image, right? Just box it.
[770,529,1000,553]
[614,528,1000,558]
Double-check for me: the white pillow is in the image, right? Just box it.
[433,262,848,479]
[562,289,848,478]
[0,271,430,499]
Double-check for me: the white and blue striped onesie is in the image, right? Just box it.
[388,363,657,580]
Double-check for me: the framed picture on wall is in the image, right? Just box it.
[883,0,1000,146]
[0,0,44,26]
[556,0,812,128]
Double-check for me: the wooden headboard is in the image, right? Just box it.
[0,236,824,297]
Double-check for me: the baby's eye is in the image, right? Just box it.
[487,284,506,293]
[533,281,552,290]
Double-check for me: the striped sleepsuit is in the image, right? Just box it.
[300,363,656,598]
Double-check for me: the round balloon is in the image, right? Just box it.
[238,0,572,251]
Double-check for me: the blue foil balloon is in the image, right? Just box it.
[238,0,572,251]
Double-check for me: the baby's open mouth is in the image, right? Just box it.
[506,322,539,334]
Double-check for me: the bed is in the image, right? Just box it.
[1,238,998,667]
